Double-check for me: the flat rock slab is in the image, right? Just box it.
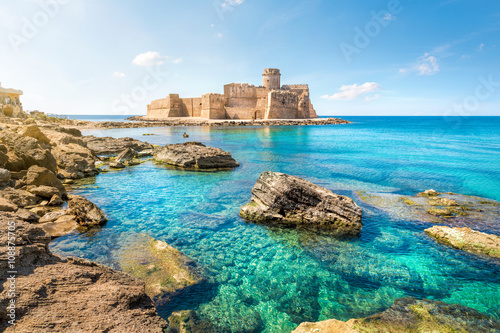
[425,226,500,258]
[83,135,153,155]
[293,297,500,333]
[358,190,500,234]
[118,234,206,305]
[153,142,239,170]
[240,171,363,235]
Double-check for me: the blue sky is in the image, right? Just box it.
[0,0,499,116]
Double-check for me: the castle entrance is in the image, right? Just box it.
[254,110,262,120]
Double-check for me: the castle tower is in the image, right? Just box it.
[262,68,281,90]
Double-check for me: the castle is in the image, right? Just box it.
[146,69,318,120]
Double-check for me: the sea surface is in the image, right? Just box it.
[50,116,500,332]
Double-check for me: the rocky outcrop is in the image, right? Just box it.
[118,234,206,305]
[68,194,107,227]
[292,297,500,333]
[116,147,137,163]
[83,135,154,155]
[23,165,66,195]
[51,142,99,179]
[153,142,239,170]
[240,172,362,235]
[425,226,500,258]
[0,213,167,332]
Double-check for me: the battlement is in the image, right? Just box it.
[263,68,281,76]
[282,84,309,90]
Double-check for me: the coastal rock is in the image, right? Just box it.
[0,188,41,207]
[0,128,58,172]
[118,234,206,304]
[166,310,216,333]
[39,215,79,238]
[0,212,167,332]
[425,226,500,258]
[240,172,363,235]
[18,124,51,145]
[358,191,500,233]
[153,142,239,170]
[292,297,500,333]
[0,168,11,184]
[83,135,154,155]
[51,142,99,179]
[16,208,40,222]
[39,209,69,223]
[116,147,137,163]
[68,194,108,227]
[27,185,60,198]
[0,197,18,212]
[48,194,64,206]
[109,161,125,169]
[23,165,66,195]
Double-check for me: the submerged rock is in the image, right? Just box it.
[358,191,500,233]
[240,172,362,235]
[166,310,216,333]
[292,297,500,333]
[425,226,500,258]
[118,234,206,305]
[0,212,167,332]
[154,142,239,170]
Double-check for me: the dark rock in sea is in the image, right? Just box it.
[0,212,167,332]
[153,142,239,170]
[425,226,500,258]
[166,310,216,333]
[116,147,137,163]
[109,161,125,169]
[179,211,233,231]
[83,135,154,155]
[68,194,108,227]
[240,171,363,235]
[292,297,500,333]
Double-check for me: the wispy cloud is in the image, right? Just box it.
[477,43,485,52]
[113,72,126,78]
[221,0,245,7]
[322,82,381,100]
[132,51,182,66]
[400,53,440,76]
[365,94,381,101]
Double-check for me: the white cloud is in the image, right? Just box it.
[113,72,126,78]
[322,82,381,100]
[477,43,485,52]
[172,58,183,64]
[399,53,440,76]
[132,51,167,66]
[222,0,245,7]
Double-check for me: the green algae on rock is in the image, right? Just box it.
[425,226,500,258]
[292,297,500,333]
[241,171,363,235]
[166,310,216,333]
[118,234,206,304]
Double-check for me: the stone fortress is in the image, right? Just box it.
[146,69,318,120]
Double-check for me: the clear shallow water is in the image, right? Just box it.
[50,117,500,332]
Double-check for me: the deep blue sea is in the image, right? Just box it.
[50,116,500,332]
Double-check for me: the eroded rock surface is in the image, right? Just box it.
[425,226,500,258]
[83,135,154,155]
[292,297,500,333]
[154,142,239,170]
[68,194,108,227]
[0,212,167,332]
[240,172,362,235]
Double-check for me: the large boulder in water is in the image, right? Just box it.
[240,171,362,235]
[82,135,154,155]
[68,194,107,227]
[292,297,500,333]
[153,142,239,170]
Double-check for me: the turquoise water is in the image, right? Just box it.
[50,117,500,332]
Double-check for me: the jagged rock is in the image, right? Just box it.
[0,212,167,332]
[0,197,17,212]
[137,149,154,157]
[116,147,137,163]
[118,234,206,304]
[425,226,500,258]
[15,208,40,222]
[109,161,125,169]
[39,215,78,238]
[48,194,64,206]
[27,185,60,198]
[240,172,363,235]
[39,209,69,223]
[83,135,154,155]
[23,165,66,195]
[51,143,99,179]
[154,142,239,170]
[0,128,57,172]
[0,168,11,184]
[68,194,107,227]
[292,297,500,333]
[166,310,216,333]
[30,206,47,217]
[418,189,440,197]
[0,188,41,207]
[18,125,51,144]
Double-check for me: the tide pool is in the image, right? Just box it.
[50,116,500,332]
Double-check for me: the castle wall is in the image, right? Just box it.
[201,93,226,119]
[180,98,202,117]
[265,91,299,119]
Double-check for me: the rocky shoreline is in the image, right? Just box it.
[1,112,500,332]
